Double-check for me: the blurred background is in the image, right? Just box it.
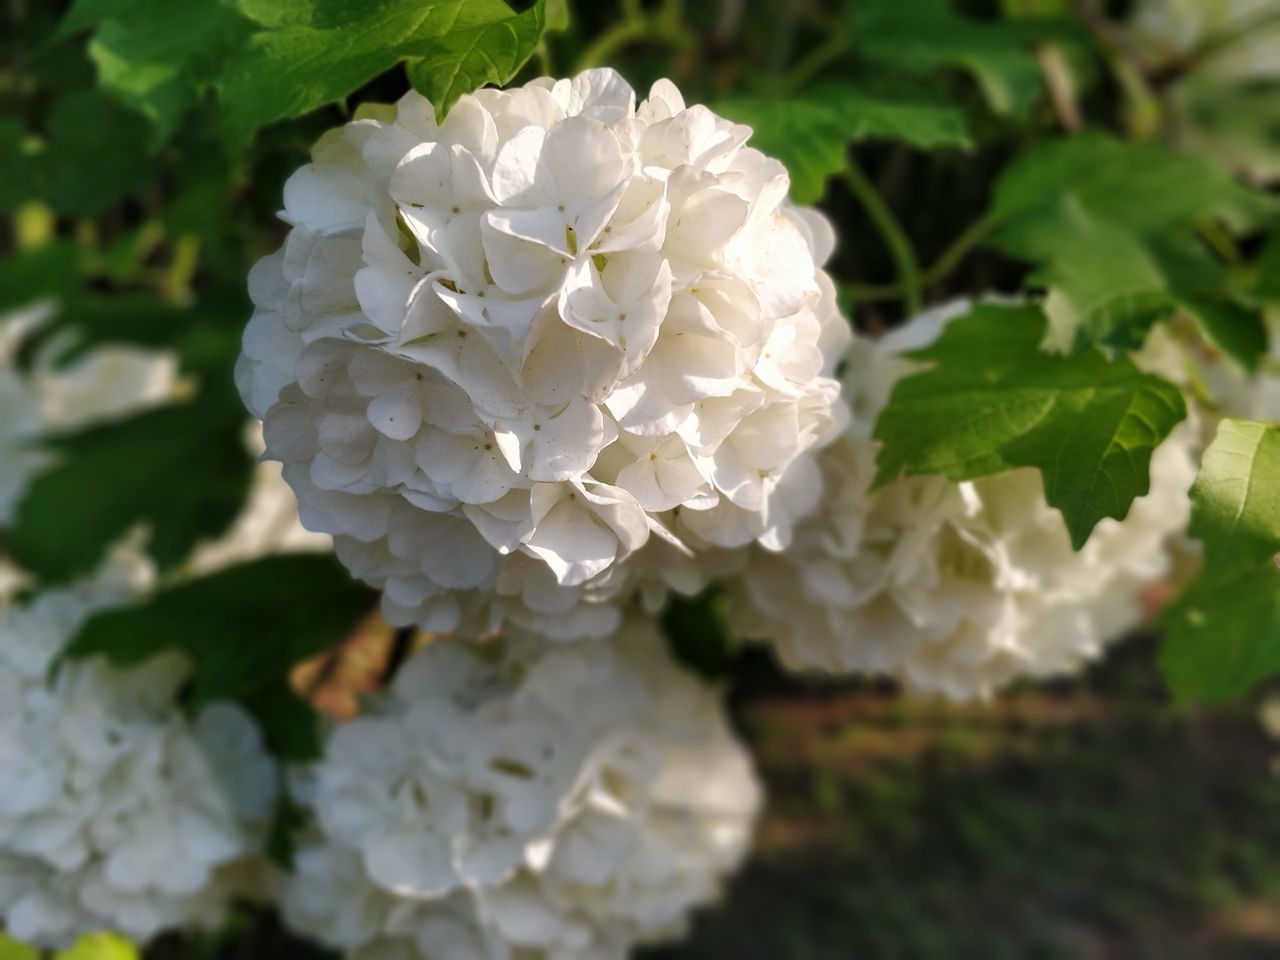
[124,643,1280,960]
[4,0,1280,957]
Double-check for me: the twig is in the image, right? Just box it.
[779,31,848,96]
[380,626,417,687]
[922,214,996,288]
[844,162,922,316]
[846,214,996,304]
[573,2,689,72]
[1069,0,1163,138]
[1037,43,1083,133]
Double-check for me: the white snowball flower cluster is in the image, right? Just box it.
[0,303,180,528]
[730,301,1199,700]
[280,616,761,958]
[0,543,279,948]
[235,68,849,638]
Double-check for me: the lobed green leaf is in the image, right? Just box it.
[65,555,374,759]
[873,302,1187,549]
[714,85,970,203]
[60,0,255,146]
[989,134,1275,369]
[404,0,547,123]
[1161,420,1280,704]
[216,0,542,143]
[8,400,253,583]
[847,0,1079,117]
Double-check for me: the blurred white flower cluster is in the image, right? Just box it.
[235,67,849,638]
[280,617,760,959]
[728,302,1199,699]
[0,308,323,949]
[1128,0,1280,179]
[1131,0,1280,78]
[0,544,278,948]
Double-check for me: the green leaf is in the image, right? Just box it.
[661,587,738,682]
[872,302,1187,548]
[0,242,81,313]
[43,90,154,215]
[1242,232,1280,306]
[1178,294,1269,375]
[1180,74,1280,185]
[0,933,39,960]
[405,0,547,123]
[11,285,250,390]
[990,134,1274,369]
[59,0,255,146]
[243,683,326,761]
[711,98,849,204]
[1032,201,1177,356]
[1160,421,1280,704]
[1161,563,1280,705]
[16,293,196,371]
[713,85,970,204]
[8,400,253,583]
[1185,420,1280,575]
[65,555,373,759]
[848,0,1077,116]
[265,782,310,868]
[545,0,569,30]
[53,933,138,960]
[0,118,39,214]
[992,133,1272,241]
[1026,202,1267,367]
[216,0,540,143]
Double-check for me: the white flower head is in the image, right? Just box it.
[0,546,278,948]
[236,69,850,637]
[731,299,1198,700]
[283,616,761,958]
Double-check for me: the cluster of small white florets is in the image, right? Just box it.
[728,301,1199,699]
[280,616,760,959]
[0,544,279,949]
[235,68,849,638]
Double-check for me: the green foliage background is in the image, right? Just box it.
[4,0,1280,955]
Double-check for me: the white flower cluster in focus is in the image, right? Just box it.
[0,544,279,948]
[281,616,761,958]
[730,301,1199,699]
[235,68,849,637]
